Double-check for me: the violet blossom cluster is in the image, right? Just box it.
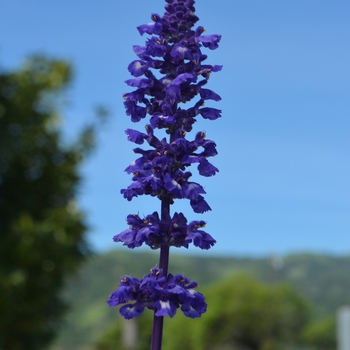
[108,0,222,322]
[108,268,207,319]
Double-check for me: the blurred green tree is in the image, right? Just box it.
[302,316,336,350]
[163,275,312,350]
[97,275,312,350]
[0,56,96,350]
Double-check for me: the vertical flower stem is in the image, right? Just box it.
[150,247,168,350]
[159,243,170,275]
[150,315,164,350]
[159,196,171,275]
[150,195,170,350]
[150,250,169,350]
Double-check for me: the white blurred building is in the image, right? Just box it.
[338,306,350,350]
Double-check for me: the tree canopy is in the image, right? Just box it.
[0,56,95,350]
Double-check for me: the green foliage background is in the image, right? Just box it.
[49,250,349,350]
[0,56,96,350]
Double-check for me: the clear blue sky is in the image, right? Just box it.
[1,1,349,256]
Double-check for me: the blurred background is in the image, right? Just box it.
[1,0,349,349]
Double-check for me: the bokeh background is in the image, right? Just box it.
[2,0,349,256]
[1,1,350,349]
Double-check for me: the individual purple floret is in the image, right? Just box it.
[107,268,207,319]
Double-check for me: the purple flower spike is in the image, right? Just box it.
[110,1,222,343]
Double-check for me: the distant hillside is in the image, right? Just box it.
[50,250,350,350]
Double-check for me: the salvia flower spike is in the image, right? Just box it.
[108,1,222,349]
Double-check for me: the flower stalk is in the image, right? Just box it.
[107,0,222,348]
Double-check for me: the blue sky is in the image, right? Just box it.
[1,1,349,256]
